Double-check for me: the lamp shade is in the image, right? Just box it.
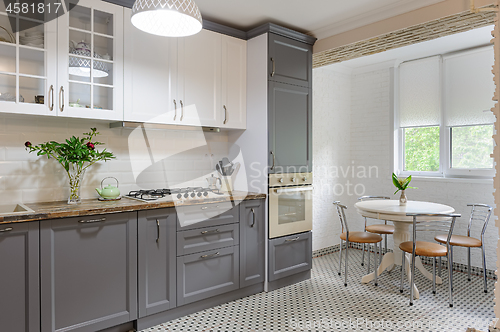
[69,49,109,78]
[131,0,202,37]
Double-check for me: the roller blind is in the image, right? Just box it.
[399,56,441,128]
[444,46,495,126]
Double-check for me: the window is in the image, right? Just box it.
[396,46,495,178]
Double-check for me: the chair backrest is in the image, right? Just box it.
[406,213,461,248]
[333,201,348,233]
[466,203,493,240]
[358,196,390,201]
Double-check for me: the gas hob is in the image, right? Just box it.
[126,187,227,202]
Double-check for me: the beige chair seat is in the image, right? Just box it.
[366,224,395,235]
[340,231,382,244]
[434,234,482,248]
[400,241,448,257]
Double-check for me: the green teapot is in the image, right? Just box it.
[96,177,120,199]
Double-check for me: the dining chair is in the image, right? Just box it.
[434,203,492,293]
[334,201,383,287]
[358,196,394,266]
[399,213,460,307]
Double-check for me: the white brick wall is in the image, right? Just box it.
[0,114,229,204]
[313,66,497,268]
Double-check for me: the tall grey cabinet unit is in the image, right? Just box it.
[138,208,177,318]
[40,213,138,332]
[239,200,265,288]
[0,222,40,332]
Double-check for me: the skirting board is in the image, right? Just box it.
[267,270,312,292]
[312,244,497,280]
[136,283,264,331]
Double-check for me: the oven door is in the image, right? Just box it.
[269,185,313,238]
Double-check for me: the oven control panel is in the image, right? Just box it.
[269,172,313,187]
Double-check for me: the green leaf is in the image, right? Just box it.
[392,173,402,190]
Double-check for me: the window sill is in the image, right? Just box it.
[410,176,493,184]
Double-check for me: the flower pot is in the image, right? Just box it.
[399,190,407,206]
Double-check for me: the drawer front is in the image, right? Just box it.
[177,223,239,256]
[177,246,239,306]
[268,231,312,281]
[176,202,239,231]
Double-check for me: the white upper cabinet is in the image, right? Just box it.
[57,0,124,120]
[123,8,177,124]
[124,17,246,129]
[176,29,221,127]
[0,0,123,120]
[221,35,246,129]
[0,9,58,115]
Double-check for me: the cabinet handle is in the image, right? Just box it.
[0,227,13,233]
[201,206,208,210]
[250,208,256,227]
[173,99,177,120]
[156,219,160,243]
[200,252,220,259]
[270,151,275,170]
[201,229,220,235]
[78,217,105,223]
[59,86,64,112]
[223,105,227,124]
[48,85,54,111]
[270,57,275,77]
[180,100,184,121]
[285,236,300,242]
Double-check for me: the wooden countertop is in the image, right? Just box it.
[0,191,266,224]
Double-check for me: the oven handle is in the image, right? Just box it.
[275,187,313,194]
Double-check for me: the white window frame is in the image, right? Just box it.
[394,46,495,180]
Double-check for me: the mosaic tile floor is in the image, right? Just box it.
[140,249,495,332]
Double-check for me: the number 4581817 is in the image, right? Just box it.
[6,2,62,14]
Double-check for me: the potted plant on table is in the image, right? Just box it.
[392,173,417,206]
[25,128,115,204]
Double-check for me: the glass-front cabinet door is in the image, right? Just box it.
[0,3,57,115]
[57,0,123,120]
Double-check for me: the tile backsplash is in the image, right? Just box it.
[0,114,229,204]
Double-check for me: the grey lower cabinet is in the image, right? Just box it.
[138,208,177,318]
[268,33,312,88]
[268,81,312,173]
[40,213,138,332]
[177,246,240,306]
[239,200,265,288]
[0,221,40,332]
[268,231,312,281]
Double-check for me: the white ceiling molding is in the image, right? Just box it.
[310,0,445,40]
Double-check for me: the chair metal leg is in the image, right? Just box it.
[482,244,488,293]
[410,252,416,306]
[438,256,442,278]
[344,240,349,287]
[367,243,371,274]
[450,246,454,291]
[400,251,405,293]
[448,248,453,307]
[362,243,365,266]
[467,247,471,281]
[432,258,436,294]
[384,234,388,254]
[338,240,343,276]
[374,242,378,286]
[379,241,382,266]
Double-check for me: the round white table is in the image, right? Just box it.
[354,200,455,299]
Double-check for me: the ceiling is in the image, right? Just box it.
[327,25,494,71]
[195,0,444,39]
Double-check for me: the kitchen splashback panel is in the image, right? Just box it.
[0,114,229,204]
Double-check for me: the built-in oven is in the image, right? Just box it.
[269,172,313,239]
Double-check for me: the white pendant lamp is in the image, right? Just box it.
[131,0,202,37]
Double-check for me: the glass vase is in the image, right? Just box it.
[67,164,85,204]
[399,190,407,206]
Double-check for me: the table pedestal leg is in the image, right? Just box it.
[361,252,394,283]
